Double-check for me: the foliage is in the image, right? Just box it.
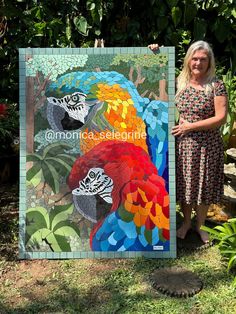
[0,0,113,103]
[0,103,19,154]
[26,142,76,193]
[26,55,88,81]
[1,0,236,105]
[202,218,236,287]
[175,30,192,76]
[26,54,89,112]
[26,203,80,251]
[111,53,168,83]
[103,0,236,70]
[221,70,236,149]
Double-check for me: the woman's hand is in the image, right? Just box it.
[171,118,192,137]
[148,44,160,52]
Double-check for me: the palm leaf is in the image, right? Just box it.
[46,156,73,175]
[26,210,49,238]
[42,161,60,193]
[221,249,236,255]
[54,234,72,251]
[46,232,63,252]
[228,219,236,233]
[232,276,236,287]
[215,224,235,235]
[57,153,76,165]
[49,203,73,230]
[25,205,80,252]
[26,163,42,181]
[26,228,51,248]
[27,153,43,162]
[227,255,236,271]
[228,218,236,223]
[43,142,73,158]
[26,207,50,228]
[54,222,80,238]
[201,226,222,239]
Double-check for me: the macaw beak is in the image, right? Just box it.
[47,97,57,104]
[80,115,85,124]
[72,189,111,223]
[72,194,98,223]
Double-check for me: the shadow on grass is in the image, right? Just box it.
[0,271,158,314]
[1,260,233,314]
[198,267,234,291]
[176,212,218,257]
[0,301,12,314]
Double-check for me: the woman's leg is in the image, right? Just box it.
[195,204,209,243]
[177,203,193,239]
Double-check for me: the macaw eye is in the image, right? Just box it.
[71,95,79,102]
[89,171,95,178]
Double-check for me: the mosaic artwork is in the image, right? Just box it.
[19,47,176,258]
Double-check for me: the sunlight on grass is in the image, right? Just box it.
[1,245,236,313]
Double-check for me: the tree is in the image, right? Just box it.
[1,0,235,105]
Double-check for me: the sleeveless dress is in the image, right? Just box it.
[176,79,227,205]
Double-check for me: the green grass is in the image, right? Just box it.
[1,186,235,314]
[0,245,236,314]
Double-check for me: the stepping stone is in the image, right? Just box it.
[151,266,203,297]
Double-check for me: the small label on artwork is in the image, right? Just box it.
[153,246,164,250]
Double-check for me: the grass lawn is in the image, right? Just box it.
[0,184,235,314]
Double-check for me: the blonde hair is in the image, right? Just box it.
[176,41,216,98]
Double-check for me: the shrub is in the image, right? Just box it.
[202,218,236,287]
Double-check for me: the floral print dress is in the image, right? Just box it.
[176,79,227,205]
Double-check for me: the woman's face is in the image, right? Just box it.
[189,49,209,78]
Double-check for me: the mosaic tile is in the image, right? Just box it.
[19,47,176,259]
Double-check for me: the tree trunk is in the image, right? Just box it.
[159,79,168,101]
[26,76,35,154]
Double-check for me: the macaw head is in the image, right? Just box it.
[72,167,113,201]
[47,92,89,123]
[71,167,114,223]
[68,141,158,223]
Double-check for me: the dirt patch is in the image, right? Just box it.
[0,259,60,308]
[77,258,129,273]
[1,260,57,289]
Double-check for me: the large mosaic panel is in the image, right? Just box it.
[19,47,176,258]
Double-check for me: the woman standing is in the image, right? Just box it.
[149,41,228,243]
